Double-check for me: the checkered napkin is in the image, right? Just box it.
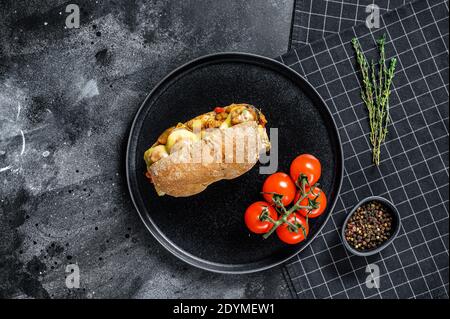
[290,0,415,47]
[279,0,449,298]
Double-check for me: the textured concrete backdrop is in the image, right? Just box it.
[0,0,294,298]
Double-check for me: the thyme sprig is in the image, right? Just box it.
[352,34,397,166]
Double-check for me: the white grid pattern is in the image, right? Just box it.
[290,0,412,47]
[281,0,449,299]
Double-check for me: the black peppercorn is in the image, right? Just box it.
[344,201,393,251]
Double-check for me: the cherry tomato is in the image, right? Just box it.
[262,172,296,207]
[214,107,225,113]
[295,187,327,218]
[276,213,309,244]
[290,154,322,185]
[244,201,278,234]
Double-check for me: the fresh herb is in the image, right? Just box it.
[344,201,393,251]
[352,34,397,166]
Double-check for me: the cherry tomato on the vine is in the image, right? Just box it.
[290,154,322,185]
[276,213,309,244]
[244,201,278,234]
[295,187,327,218]
[262,172,296,207]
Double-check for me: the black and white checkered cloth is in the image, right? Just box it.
[290,0,415,47]
[280,0,449,298]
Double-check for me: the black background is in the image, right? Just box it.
[0,0,295,299]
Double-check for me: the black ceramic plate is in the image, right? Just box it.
[126,53,343,273]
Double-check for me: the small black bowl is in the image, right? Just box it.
[341,196,401,257]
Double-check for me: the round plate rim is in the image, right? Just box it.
[125,52,344,274]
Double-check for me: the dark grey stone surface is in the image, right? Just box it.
[0,0,294,298]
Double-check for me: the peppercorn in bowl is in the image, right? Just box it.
[341,196,401,257]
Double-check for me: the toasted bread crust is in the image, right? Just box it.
[148,122,270,197]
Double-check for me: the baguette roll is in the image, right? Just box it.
[144,104,270,197]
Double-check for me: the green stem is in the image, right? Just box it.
[263,175,317,239]
[352,34,396,166]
